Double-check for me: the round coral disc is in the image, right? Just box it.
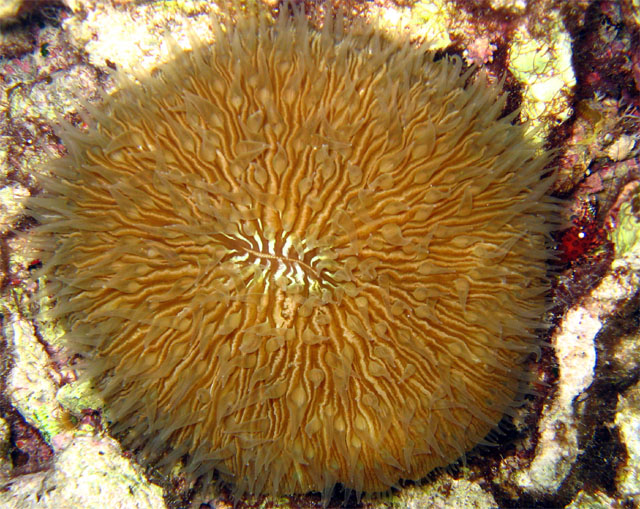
[33,7,556,499]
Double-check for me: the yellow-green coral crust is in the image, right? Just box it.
[508,12,575,139]
[612,202,640,261]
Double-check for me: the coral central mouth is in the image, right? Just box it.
[222,227,334,293]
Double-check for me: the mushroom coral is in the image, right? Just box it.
[30,4,557,501]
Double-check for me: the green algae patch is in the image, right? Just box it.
[508,11,575,140]
[31,406,67,444]
[612,201,640,261]
[3,310,65,445]
[57,380,104,416]
[364,0,452,51]
[409,0,452,50]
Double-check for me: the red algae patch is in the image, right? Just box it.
[29,4,556,501]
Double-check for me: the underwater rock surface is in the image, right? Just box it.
[0,0,639,508]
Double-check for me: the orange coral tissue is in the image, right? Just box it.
[30,5,557,501]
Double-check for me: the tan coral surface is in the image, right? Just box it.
[30,6,555,498]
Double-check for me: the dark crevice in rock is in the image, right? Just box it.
[558,290,640,501]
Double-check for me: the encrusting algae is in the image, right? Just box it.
[28,1,558,502]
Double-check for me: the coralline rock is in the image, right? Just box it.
[565,490,616,509]
[0,434,164,509]
[514,305,599,493]
[0,22,100,188]
[0,0,83,24]
[552,96,640,194]
[510,187,640,497]
[0,416,11,478]
[0,183,29,234]
[615,379,640,504]
[64,0,216,75]
[361,0,452,51]
[608,194,640,507]
[8,64,102,125]
[611,304,640,376]
[612,201,640,270]
[405,0,452,50]
[4,315,65,445]
[508,10,575,140]
[392,476,498,509]
[0,0,26,24]
[376,1,577,144]
[0,307,165,506]
[56,380,103,417]
[488,0,526,13]
[607,134,636,162]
